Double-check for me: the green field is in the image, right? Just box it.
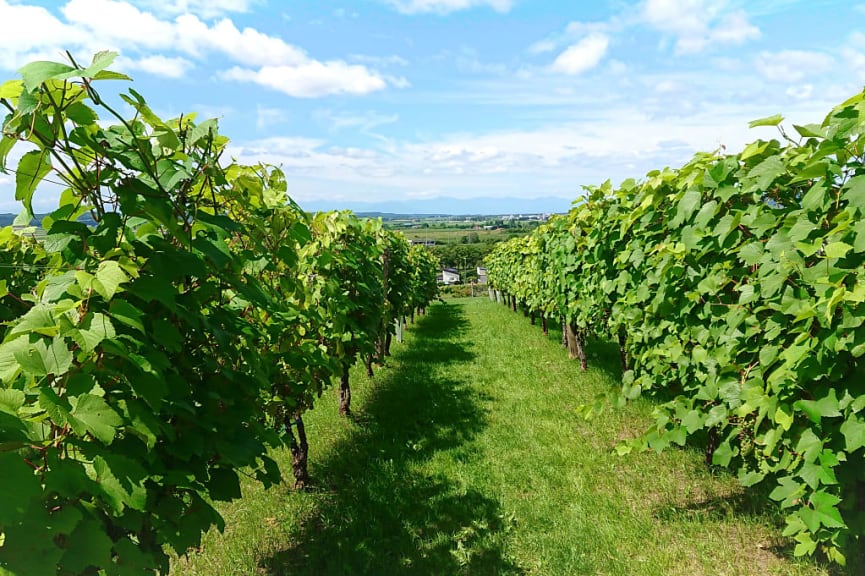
[171,299,845,576]
[396,226,513,243]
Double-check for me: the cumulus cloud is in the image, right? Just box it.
[116,54,194,77]
[754,50,833,83]
[549,34,609,75]
[130,0,254,18]
[384,0,512,15]
[0,0,393,96]
[528,40,557,55]
[315,109,399,133]
[349,54,410,67]
[256,105,290,131]
[220,62,388,98]
[642,0,759,54]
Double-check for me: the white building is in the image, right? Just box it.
[437,267,461,285]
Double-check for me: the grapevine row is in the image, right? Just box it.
[0,52,439,575]
[486,92,865,564]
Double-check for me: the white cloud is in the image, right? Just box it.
[315,110,399,133]
[528,40,556,55]
[785,84,813,100]
[173,14,307,66]
[62,0,177,49]
[713,57,742,72]
[0,1,90,68]
[0,0,392,97]
[385,0,512,15]
[129,0,254,18]
[642,0,759,54]
[549,34,609,75]
[755,50,833,83]
[844,48,865,82]
[654,79,680,93]
[256,105,289,131]
[117,54,194,77]
[1,73,851,210]
[349,54,409,67]
[220,62,388,98]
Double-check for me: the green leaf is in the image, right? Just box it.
[793,124,824,138]
[680,410,705,434]
[852,219,865,253]
[92,69,133,81]
[738,469,766,487]
[43,335,73,377]
[793,531,817,557]
[712,440,736,467]
[69,394,123,444]
[739,242,763,265]
[770,476,805,508]
[0,336,29,383]
[17,60,76,92]
[0,504,64,574]
[58,516,114,574]
[800,491,845,531]
[843,175,865,212]
[802,182,828,212]
[799,460,837,490]
[208,467,242,501]
[110,537,159,575]
[14,341,47,376]
[65,102,98,125]
[0,79,23,99]
[39,387,72,427]
[72,312,116,354]
[840,416,865,453]
[774,403,794,431]
[186,118,219,147]
[746,155,785,191]
[0,388,25,415]
[93,260,128,301]
[76,50,119,79]
[749,114,784,128]
[795,389,841,424]
[796,429,823,462]
[0,453,41,524]
[823,241,852,259]
[674,189,702,225]
[92,454,148,513]
[0,133,16,171]
[15,150,52,214]
[109,300,145,333]
[9,303,57,337]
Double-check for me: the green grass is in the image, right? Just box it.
[171,299,849,576]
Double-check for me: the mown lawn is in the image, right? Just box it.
[171,298,848,575]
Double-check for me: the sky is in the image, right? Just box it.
[0,0,863,214]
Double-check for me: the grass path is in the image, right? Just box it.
[172,298,840,575]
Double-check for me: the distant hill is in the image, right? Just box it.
[0,213,98,227]
[299,196,574,216]
[1,196,573,228]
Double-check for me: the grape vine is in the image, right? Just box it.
[0,52,439,575]
[486,93,865,565]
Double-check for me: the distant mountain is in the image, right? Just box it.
[1,196,574,227]
[298,196,574,216]
[0,213,97,227]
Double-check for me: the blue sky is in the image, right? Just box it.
[0,0,862,213]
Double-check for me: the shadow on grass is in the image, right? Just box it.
[653,487,857,575]
[490,302,859,574]
[261,302,525,576]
